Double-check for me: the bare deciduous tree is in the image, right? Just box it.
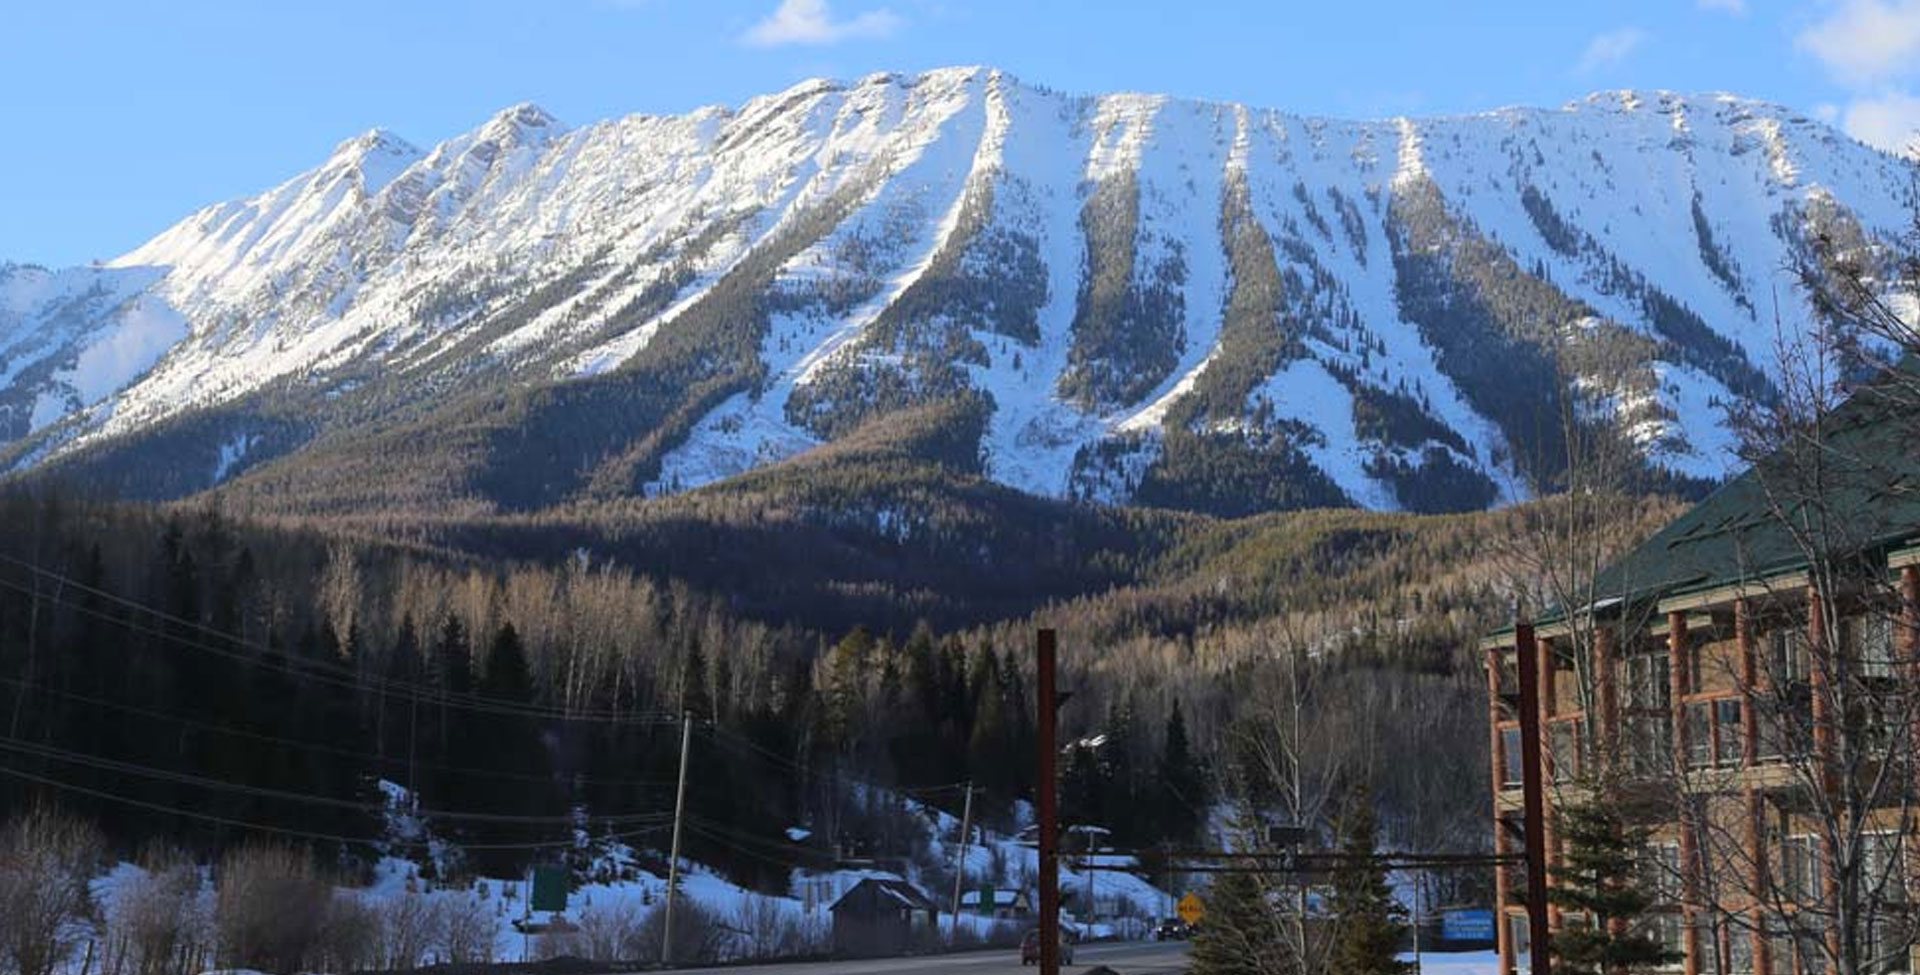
[213,843,330,973]
[101,843,208,975]
[0,805,105,975]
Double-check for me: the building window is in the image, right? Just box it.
[1629,652,1673,709]
[1782,835,1823,904]
[1864,832,1908,906]
[1696,917,1724,975]
[1769,628,1811,684]
[1863,912,1913,975]
[1751,694,1813,763]
[1629,715,1674,776]
[1765,920,1795,975]
[1688,698,1747,769]
[1502,727,1523,788]
[1550,721,1581,783]
[1844,615,1897,680]
[1728,921,1756,975]
[1689,702,1715,770]
[1511,913,1532,975]
[1637,913,1685,970]
[1796,920,1830,975]
[1687,640,1707,699]
[1860,697,1900,755]
[1641,843,1683,905]
[1716,699,1745,766]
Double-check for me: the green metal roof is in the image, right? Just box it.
[1584,375,1920,614]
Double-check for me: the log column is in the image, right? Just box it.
[1747,789,1771,975]
[1808,586,1842,963]
[1670,611,1699,975]
[1902,566,1920,905]
[1538,633,1562,930]
[1736,598,1769,975]
[1489,643,1515,975]
[1595,625,1620,772]
[1737,599,1759,769]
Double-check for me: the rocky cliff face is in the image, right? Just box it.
[4,68,1914,515]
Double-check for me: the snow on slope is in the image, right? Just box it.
[0,263,179,442]
[3,71,1915,511]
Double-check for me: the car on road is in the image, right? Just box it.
[1153,918,1191,941]
[1020,929,1075,965]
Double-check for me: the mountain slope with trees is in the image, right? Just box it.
[3,71,1912,519]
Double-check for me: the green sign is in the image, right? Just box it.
[531,866,569,913]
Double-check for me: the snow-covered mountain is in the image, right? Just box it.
[3,67,1914,515]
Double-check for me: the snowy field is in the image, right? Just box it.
[1405,950,1500,974]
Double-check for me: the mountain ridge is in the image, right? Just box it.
[3,67,1914,517]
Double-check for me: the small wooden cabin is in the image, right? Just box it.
[829,877,941,958]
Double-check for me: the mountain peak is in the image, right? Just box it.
[492,102,562,132]
[333,127,418,157]
[323,128,423,197]
[12,71,1915,516]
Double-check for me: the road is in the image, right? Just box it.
[661,940,1190,974]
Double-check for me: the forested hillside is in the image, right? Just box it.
[0,470,1681,893]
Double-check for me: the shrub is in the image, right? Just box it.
[101,844,209,975]
[213,843,330,973]
[434,894,501,964]
[0,806,106,975]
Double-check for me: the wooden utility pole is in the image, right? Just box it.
[1515,622,1551,975]
[1037,629,1061,975]
[662,711,693,968]
[948,781,975,942]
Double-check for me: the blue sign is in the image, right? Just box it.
[1440,908,1497,944]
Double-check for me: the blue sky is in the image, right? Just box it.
[5,0,1918,267]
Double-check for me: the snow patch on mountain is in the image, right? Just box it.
[1,70,1914,513]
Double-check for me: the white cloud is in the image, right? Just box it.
[1575,27,1647,74]
[1799,0,1920,86]
[1698,0,1747,13]
[1815,102,1842,122]
[742,0,903,47]
[1841,90,1920,154]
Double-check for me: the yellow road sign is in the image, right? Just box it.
[1177,891,1205,925]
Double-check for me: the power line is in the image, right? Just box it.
[682,821,809,872]
[684,813,817,858]
[0,737,675,826]
[0,553,678,722]
[0,674,681,792]
[0,572,678,725]
[0,764,672,852]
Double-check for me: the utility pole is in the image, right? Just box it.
[948,781,975,942]
[662,711,693,968]
[1037,629,1061,975]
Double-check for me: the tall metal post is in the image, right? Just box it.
[949,781,974,941]
[1037,629,1061,975]
[662,711,693,968]
[1515,622,1551,975]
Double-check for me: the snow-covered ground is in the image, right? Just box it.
[73,779,1171,969]
[1406,949,1501,974]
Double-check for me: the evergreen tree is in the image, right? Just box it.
[1189,871,1288,975]
[1548,777,1677,975]
[464,621,557,874]
[1062,743,1108,833]
[481,622,533,701]
[1159,700,1206,843]
[1327,787,1412,975]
